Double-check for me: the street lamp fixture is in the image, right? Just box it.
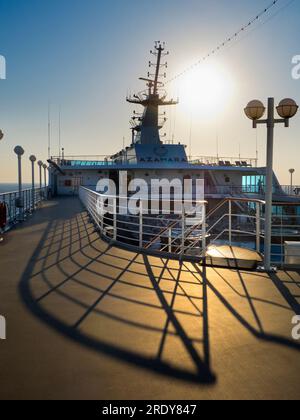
[277,99,298,120]
[42,163,48,190]
[245,97,298,272]
[14,146,25,157]
[244,100,266,121]
[37,160,43,192]
[29,155,37,211]
[14,146,25,219]
[289,168,295,190]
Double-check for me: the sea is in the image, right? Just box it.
[0,183,34,194]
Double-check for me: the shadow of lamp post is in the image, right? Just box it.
[244,98,299,272]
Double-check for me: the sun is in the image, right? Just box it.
[178,62,234,118]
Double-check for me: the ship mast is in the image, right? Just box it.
[127,42,178,146]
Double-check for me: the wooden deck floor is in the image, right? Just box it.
[0,197,299,400]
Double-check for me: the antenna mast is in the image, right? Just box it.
[126,42,177,146]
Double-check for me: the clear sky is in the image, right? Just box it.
[0,0,299,183]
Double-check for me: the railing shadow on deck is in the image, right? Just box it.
[191,265,300,351]
[18,203,216,385]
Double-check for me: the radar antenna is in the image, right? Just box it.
[126,42,178,146]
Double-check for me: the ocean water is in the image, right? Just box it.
[0,183,34,194]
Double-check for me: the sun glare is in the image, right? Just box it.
[178,62,234,118]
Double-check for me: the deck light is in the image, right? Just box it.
[43,164,48,190]
[37,161,43,192]
[289,168,295,189]
[29,156,37,211]
[276,98,298,119]
[244,97,298,272]
[244,100,266,121]
[14,146,24,156]
[14,146,25,218]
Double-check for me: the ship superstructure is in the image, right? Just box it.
[48,42,300,220]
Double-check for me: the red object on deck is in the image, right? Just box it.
[0,203,7,229]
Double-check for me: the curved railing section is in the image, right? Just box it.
[79,186,207,258]
[79,187,300,266]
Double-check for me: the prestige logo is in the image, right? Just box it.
[292,55,300,80]
[0,315,6,340]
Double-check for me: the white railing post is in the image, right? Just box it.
[113,198,117,241]
[229,200,232,246]
[168,228,172,253]
[256,202,261,252]
[202,203,207,254]
[181,206,185,254]
[100,198,104,232]
[139,200,143,248]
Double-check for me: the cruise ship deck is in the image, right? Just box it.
[0,197,300,400]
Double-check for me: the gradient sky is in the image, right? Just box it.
[0,0,299,183]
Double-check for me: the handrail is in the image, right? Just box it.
[0,187,40,197]
[79,186,207,259]
[79,187,300,267]
[0,187,48,229]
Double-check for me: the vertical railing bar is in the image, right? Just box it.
[202,203,207,257]
[256,202,261,253]
[181,206,185,255]
[168,228,172,253]
[113,198,117,241]
[229,200,232,246]
[139,200,143,248]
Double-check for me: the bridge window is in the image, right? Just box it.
[242,175,266,194]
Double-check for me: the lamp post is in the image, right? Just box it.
[29,155,36,211]
[43,164,48,198]
[289,168,295,192]
[37,161,43,198]
[14,146,25,220]
[245,98,298,272]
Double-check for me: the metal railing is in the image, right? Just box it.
[52,154,258,168]
[280,185,300,197]
[189,156,258,167]
[79,187,207,258]
[203,198,300,268]
[204,185,300,199]
[0,187,48,229]
[79,187,300,267]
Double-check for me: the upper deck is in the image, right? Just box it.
[50,154,259,171]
